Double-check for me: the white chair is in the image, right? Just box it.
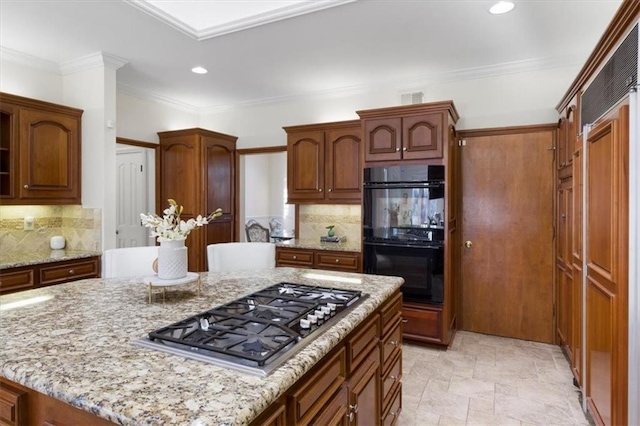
[104,246,158,278]
[207,242,275,272]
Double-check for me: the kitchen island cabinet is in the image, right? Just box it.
[0,267,402,425]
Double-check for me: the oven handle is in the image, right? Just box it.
[363,240,443,250]
[363,181,444,189]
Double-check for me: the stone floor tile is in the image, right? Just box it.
[438,414,467,425]
[466,409,520,425]
[448,375,495,402]
[418,391,470,421]
[468,396,494,414]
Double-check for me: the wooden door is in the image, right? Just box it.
[363,117,402,162]
[18,107,80,202]
[326,124,361,202]
[287,130,325,201]
[585,105,628,426]
[460,127,555,343]
[402,113,443,160]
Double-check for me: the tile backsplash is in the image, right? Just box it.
[0,205,102,254]
[298,204,361,242]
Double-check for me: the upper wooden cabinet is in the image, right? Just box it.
[357,101,459,165]
[158,128,237,272]
[284,120,362,204]
[0,92,83,205]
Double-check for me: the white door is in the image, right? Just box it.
[116,148,149,248]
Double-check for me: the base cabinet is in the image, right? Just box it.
[276,247,361,273]
[402,302,444,344]
[0,256,101,295]
[251,289,402,426]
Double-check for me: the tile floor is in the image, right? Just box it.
[398,331,589,425]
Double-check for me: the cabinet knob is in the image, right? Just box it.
[328,188,332,192]
[349,404,358,413]
[68,269,75,275]
[293,255,297,260]
[402,147,407,151]
[390,375,398,381]
[395,148,400,152]
[23,184,29,189]
[319,188,323,192]
[390,411,397,417]
[335,259,339,263]
[390,340,398,346]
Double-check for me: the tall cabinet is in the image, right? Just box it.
[357,101,460,347]
[158,128,237,272]
[554,2,638,424]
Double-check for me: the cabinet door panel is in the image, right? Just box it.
[161,140,199,215]
[203,137,234,214]
[287,131,325,201]
[0,268,34,294]
[326,126,361,201]
[364,117,402,162]
[19,108,80,201]
[402,113,443,160]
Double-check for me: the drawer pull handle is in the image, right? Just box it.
[401,319,408,323]
[68,269,75,275]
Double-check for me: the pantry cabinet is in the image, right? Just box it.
[284,120,362,204]
[357,101,459,165]
[158,128,237,272]
[0,92,83,205]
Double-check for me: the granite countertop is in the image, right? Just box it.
[0,249,102,269]
[0,268,402,425]
[275,238,361,252]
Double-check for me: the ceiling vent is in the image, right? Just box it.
[582,23,638,127]
[400,91,424,105]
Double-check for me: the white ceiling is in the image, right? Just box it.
[0,0,623,111]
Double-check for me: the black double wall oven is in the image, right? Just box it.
[363,165,445,305]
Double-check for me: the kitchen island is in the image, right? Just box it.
[0,267,402,425]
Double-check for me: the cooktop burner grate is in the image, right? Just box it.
[136,282,367,375]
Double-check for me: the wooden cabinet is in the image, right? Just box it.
[276,246,361,273]
[0,256,101,295]
[252,289,402,426]
[357,101,459,165]
[0,377,114,426]
[401,302,443,344]
[284,120,362,204]
[158,128,237,272]
[0,92,83,205]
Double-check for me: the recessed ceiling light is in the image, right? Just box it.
[489,1,515,15]
[191,66,208,74]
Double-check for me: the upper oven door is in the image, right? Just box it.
[363,181,445,242]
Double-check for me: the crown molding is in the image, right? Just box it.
[0,46,61,74]
[124,0,357,41]
[60,52,128,75]
[116,82,200,114]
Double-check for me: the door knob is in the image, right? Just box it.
[464,240,473,248]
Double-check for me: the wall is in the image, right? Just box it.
[0,205,101,254]
[298,205,361,243]
[0,60,63,103]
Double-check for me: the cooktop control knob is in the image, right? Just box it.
[300,319,311,329]
[308,314,318,324]
[315,310,324,319]
[327,303,337,311]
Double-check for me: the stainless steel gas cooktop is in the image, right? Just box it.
[135,282,367,376]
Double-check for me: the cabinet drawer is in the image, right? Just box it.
[402,304,442,343]
[289,347,346,424]
[382,386,402,426]
[347,315,379,373]
[39,258,100,286]
[381,350,401,411]
[276,248,314,268]
[0,268,34,294]
[380,291,402,337]
[381,319,402,369]
[314,251,360,272]
[0,381,26,426]
[310,385,348,426]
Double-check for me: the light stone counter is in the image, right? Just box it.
[0,249,101,269]
[275,238,361,252]
[0,267,402,425]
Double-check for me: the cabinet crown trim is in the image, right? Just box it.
[283,119,361,132]
[0,92,83,116]
[356,100,459,123]
[157,127,238,142]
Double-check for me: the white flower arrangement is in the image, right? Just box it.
[140,199,223,241]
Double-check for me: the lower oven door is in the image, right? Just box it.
[363,241,443,304]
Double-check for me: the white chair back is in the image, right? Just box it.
[104,246,158,278]
[207,242,275,272]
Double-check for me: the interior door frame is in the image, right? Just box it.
[235,146,291,241]
[116,137,161,214]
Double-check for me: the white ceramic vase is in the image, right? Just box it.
[157,238,188,280]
